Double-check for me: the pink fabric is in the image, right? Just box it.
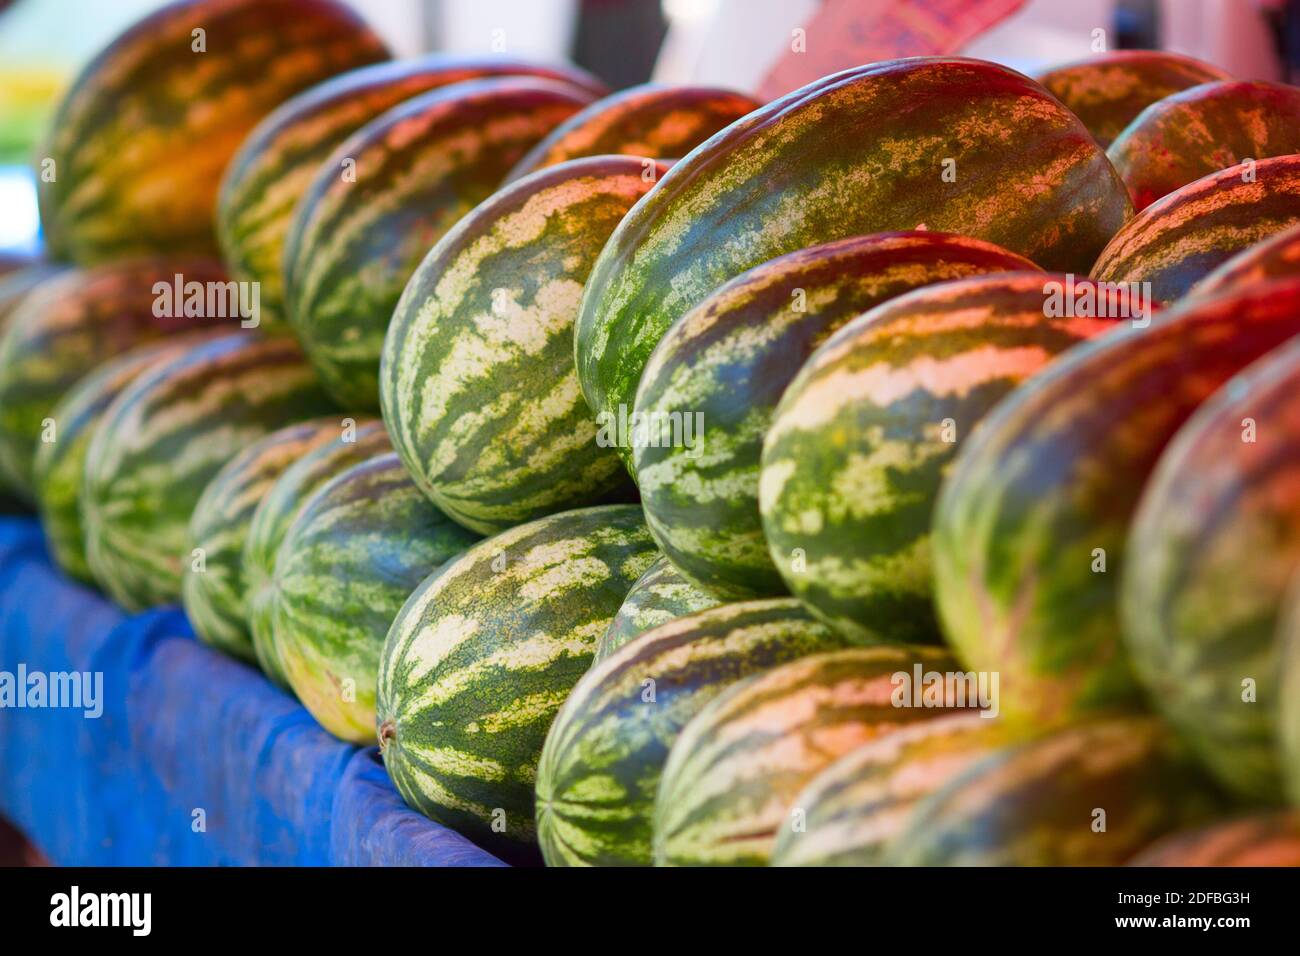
[759,0,1027,100]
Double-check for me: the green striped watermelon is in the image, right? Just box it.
[1035,50,1231,149]
[0,263,65,332]
[635,232,1041,601]
[244,418,389,688]
[0,263,69,498]
[381,155,666,534]
[1092,154,1300,302]
[770,712,1012,867]
[934,280,1300,727]
[575,57,1133,451]
[32,335,216,584]
[1122,337,1300,803]
[377,504,657,857]
[285,76,599,410]
[537,598,848,866]
[0,258,233,498]
[759,272,1121,645]
[270,452,479,741]
[1108,81,1300,211]
[182,417,346,661]
[217,55,605,333]
[594,555,720,663]
[37,0,389,264]
[82,332,335,610]
[1130,813,1300,866]
[886,717,1226,866]
[1194,221,1300,298]
[504,83,760,181]
[653,644,962,866]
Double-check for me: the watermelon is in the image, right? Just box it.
[0,263,67,497]
[653,644,962,866]
[0,258,233,497]
[37,0,389,264]
[934,280,1300,727]
[537,598,848,866]
[1108,80,1300,211]
[594,555,720,663]
[1129,813,1300,866]
[32,335,216,584]
[1122,337,1300,803]
[269,452,479,742]
[1194,221,1300,298]
[381,155,667,534]
[1092,154,1300,302]
[0,263,65,331]
[217,55,606,333]
[575,57,1133,449]
[376,504,657,857]
[244,418,390,688]
[284,76,600,410]
[886,717,1226,866]
[1035,50,1231,149]
[770,712,1012,867]
[182,417,346,661]
[635,232,1041,601]
[82,332,335,610]
[759,272,1121,645]
[504,83,760,181]
[1283,578,1300,807]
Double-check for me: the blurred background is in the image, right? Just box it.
[0,0,1296,259]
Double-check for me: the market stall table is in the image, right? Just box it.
[0,515,503,867]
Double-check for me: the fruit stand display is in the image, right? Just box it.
[3,0,1300,869]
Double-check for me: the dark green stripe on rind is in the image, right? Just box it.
[1092,154,1300,302]
[934,280,1300,727]
[1107,81,1300,211]
[1193,221,1300,298]
[38,0,389,264]
[0,257,232,497]
[576,56,1133,456]
[82,332,336,611]
[271,452,479,742]
[537,598,848,866]
[381,156,665,534]
[285,75,599,410]
[182,417,346,661]
[594,555,720,663]
[634,232,1041,600]
[505,83,760,181]
[759,272,1120,645]
[653,645,961,866]
[887,717,1226,866]
[32,335,213,583]
[376,504,658,857]
[244,418,389,688]
[217,56,606,332]
[771,712,1011,866]
[1122,337,1300,803]
[1035,50,1231,149]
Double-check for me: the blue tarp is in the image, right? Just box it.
[0,515,503,867]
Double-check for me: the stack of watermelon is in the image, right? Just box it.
[10,0,1300,867]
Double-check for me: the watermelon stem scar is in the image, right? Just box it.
[378,719,396,751]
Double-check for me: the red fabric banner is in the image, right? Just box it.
[758,0,1027,100]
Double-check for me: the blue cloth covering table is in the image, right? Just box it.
[0,515,503,866]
